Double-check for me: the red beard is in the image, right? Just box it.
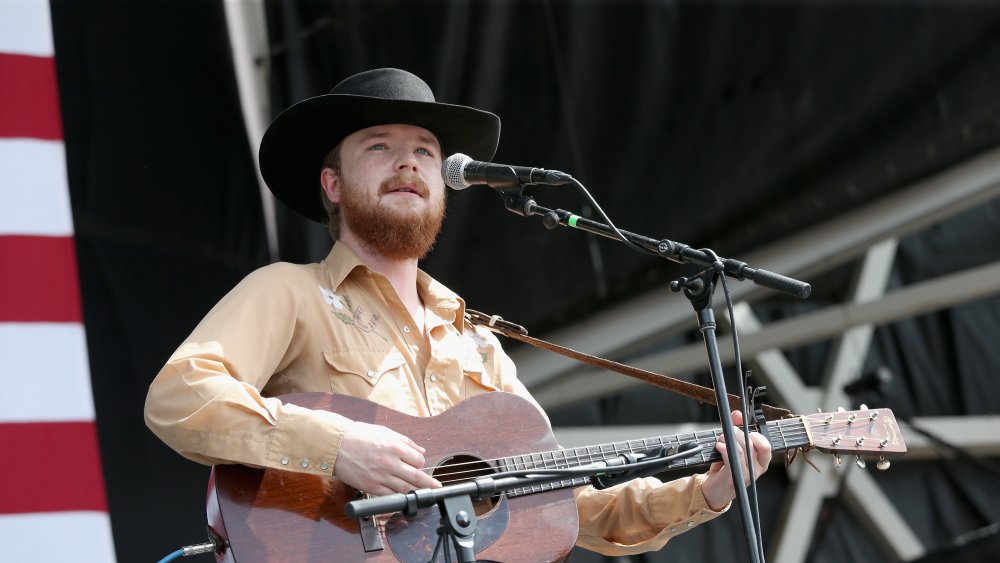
[338,172,446,260]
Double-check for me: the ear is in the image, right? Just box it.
[320,167,342,204]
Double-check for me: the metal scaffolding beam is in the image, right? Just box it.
[512,147,1000,392]
[530,258,1000,410]
[552,415,1000,458]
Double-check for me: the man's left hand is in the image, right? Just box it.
[701,410,772,511]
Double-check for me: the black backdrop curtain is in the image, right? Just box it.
[51,1,269,560]
[48,0,1000,561]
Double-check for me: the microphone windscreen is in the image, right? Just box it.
[441,153,472,190]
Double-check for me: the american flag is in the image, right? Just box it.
[0,0,116,560]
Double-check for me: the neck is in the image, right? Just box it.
[338,234,422,313]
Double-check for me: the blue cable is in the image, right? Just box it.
[157,548,185,563]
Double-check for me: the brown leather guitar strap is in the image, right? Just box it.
[466,309,792,421]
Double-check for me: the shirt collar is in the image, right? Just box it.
[323,242,467,332]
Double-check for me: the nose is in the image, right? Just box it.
[395,151,419,174]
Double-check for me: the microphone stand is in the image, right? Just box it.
[493,190,812,563]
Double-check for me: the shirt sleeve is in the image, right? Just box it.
[143,264,349,476]
[573,473,730,555]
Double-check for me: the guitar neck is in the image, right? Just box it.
[498,417,810,497]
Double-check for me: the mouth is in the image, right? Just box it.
[383,179,426,198]
[388,186,422,196]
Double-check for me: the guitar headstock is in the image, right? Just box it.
[803,408,907,457]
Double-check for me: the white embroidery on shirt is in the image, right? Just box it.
[465,328,491,363]
[321,286,389,342]
[319,286,344,309]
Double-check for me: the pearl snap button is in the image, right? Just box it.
[402,325,411,333]
[280,457,289,465]
[300,459,310,468]
[366,370,375,377]
[429,374,438,382]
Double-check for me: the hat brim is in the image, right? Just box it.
[259,94,501,223]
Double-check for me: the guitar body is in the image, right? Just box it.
[207,392,578,562]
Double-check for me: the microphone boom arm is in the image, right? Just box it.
[501,193,811,299]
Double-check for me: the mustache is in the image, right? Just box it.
[380,173,430,197]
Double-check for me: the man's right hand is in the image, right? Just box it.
[334,421,442,496]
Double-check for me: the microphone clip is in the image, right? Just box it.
[590,447,663,490]
[501,191,537,217]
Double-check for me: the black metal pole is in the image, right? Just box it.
[682,270,764,563]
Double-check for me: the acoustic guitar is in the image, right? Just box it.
[206,392,906,562]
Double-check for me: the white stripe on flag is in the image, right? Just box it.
[0,323,95,422]
[0,511,115,562]
[0,139,73,236]
[0,0,54,57]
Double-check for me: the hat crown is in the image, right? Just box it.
[330,68,436,103]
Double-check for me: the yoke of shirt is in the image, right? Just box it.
[269,242,510,417]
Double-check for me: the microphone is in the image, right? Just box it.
[442,153,573,190]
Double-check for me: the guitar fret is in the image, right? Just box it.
[557,448,569,471]
[534,452,547,493]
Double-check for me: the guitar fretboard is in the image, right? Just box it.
[497,417,811,497]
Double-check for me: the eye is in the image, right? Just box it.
[367,143,388,151]
[416,147,434,157]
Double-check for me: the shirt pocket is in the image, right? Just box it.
[323,348,407,399]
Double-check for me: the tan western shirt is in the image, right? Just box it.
[144,242,725,555]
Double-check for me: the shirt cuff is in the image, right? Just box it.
[264,401,350,475]
[576,473,730,556]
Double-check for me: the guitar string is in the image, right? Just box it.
[414,418,890,479]
[426,423,894,488]
[418,429,730,477]
[424,426,757,479]
[417,422,858,477]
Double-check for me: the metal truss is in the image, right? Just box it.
[518,146,1000,562]
[511,145,1000,392]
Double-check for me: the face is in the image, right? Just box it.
[321,124,447,260]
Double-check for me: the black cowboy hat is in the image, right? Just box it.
[259,68,501,223]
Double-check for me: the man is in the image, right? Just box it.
[144,68,771,556]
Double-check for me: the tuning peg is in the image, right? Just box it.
[855,456,866,469]
[837,407,846,412]
[860,404,869,411]
[877,457,891,471]
[833,454,843,467]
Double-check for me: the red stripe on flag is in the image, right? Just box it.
[0,53,63,140]
[0,421,108,514]
[0,235,82,322]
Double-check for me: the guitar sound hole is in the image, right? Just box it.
[431,455,500,516]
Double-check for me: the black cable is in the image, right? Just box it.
[568,177,658,257]
[710,250,766,563]
[487,442,704,481]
